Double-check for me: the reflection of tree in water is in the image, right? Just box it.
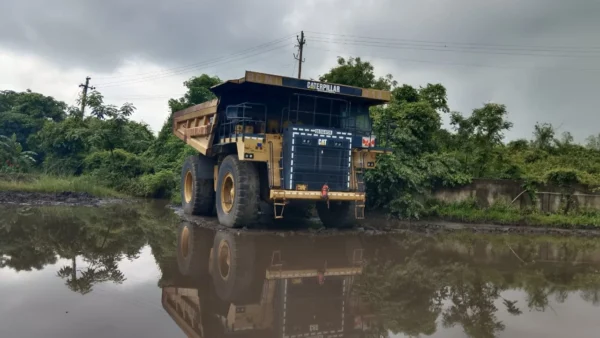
[442,268,515,338]
[354,233,600,338]
[56,257,125,295]
[0,204,177,294]
[354,235,446,338]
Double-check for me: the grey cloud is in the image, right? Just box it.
[1,0,599,139]
[0,0,297,72]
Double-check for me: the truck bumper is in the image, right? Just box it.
[269,189,365,201]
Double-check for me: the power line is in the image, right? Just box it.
[94,33,298,85]
[306,31,600,52]
[310,45,600,72]
[96,44,290,88]
[308,36,600,58]
[96,47,293,105]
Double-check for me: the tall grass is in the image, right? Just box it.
[0,175,125,198]
[425,198,600,229]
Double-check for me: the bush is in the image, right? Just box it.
[84,149,148,177]
[83,149,149,191]
[133,170,177,198]
[43,154,85,175]
[544,168,583,187]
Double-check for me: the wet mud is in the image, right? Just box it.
[0,191,123,207]
[176,207,600,237]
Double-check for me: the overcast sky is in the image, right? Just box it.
[1,0,599,141]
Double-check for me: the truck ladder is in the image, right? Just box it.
[354,162,366,219]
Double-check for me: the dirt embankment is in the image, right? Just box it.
[0,191,123,207]
[175,208,600,237]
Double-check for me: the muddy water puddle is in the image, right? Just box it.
[1,204,600,338]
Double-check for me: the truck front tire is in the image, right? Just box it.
[215,155,260,228]
[210,231,255,302]
[181,155,215,216]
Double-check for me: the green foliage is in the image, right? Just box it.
[544,168,583,187]
[532,122,555,150]
[450,103,513,177]
[83,149,148,191]
[0,90,67,149]
[0,134,37,172]
[0,175,123,197]
[319,57,396,90]
[31,118,90,174]
[133,170,177,198]
[426,199,600,228]
[167,74,221,112]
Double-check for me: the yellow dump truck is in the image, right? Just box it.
[173,71,391,228]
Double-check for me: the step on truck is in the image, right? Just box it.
[173,71,391,228]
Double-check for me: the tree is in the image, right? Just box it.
[532,122,555,150]
[0,90,67,149]
[319,57,396,90]
[149,74,221,172]
[167,74,221,113]
[86,90,136,155]
[585,133,600,150]
[416,83,450,113]
[451,103,513,177]
[31,118,90,174]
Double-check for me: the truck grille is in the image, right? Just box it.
[283,127,352,191]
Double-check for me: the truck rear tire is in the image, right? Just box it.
[316,201,356,229]
[177,222,212,279]
[215,155,260,228]
[181,155,214,216]
[210,231,255,302]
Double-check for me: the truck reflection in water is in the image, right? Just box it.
[162,223,370,338]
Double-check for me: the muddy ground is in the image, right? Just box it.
[0,191,123,207]
[2,190,599,237]
[175,207,600,238]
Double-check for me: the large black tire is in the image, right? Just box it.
[210,231,256,303]
[181,155,215,216]
[215,155,260,228]
[316,201,357,229]
[177,222,213,279]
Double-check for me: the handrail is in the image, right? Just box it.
[268,141,274,187]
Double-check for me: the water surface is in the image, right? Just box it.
[1,204,599,338]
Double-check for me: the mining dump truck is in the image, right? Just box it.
[173,71,391,228]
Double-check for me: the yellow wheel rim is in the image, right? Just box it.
[180,226,190,259]
[218,240,231,280]
[220,173,235,213]
[184,170,193,203]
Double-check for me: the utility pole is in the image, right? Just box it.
[294,31,306,79]
[79,76,95,118]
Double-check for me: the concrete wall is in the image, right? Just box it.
[433,179,600,212]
